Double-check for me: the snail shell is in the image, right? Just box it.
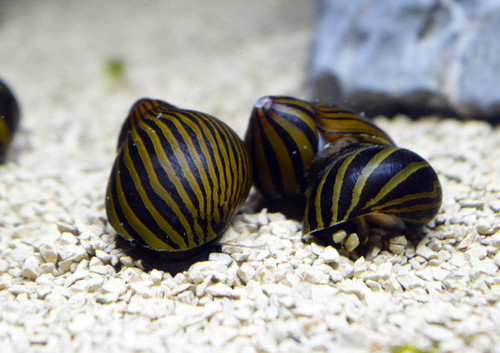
[304,144,443,245]
[106,98,252,254]
[312,103,395,148]
[0,79,20,163]
[244,96,318,203]
[243,95,442,249]
[244,95,394,205]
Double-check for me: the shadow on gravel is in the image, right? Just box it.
[114,235,221,276]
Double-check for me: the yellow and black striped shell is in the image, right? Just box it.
[244,96,319,203]
[304,144,443,243]
[0,79,20,163]
[312,103,395,148]
[244,95,394,204]
[106,98,252,254]
[244,95,442,249]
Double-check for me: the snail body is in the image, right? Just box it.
[106,98,252,254]
[0,79,20,163]
[304,144,443,245]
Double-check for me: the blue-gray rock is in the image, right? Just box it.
[308,0,500,122]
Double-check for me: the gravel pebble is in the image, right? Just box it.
[206,283,239,298]
[38,242,58,264]
[319,246,340,263]
[21,256,42,280]
[344,233,360,252]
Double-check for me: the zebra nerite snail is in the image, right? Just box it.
[245,96,442,249]
[105,98,252,256]
[304,144,442,246]
[0,78,20,163]
[244,96,319,205]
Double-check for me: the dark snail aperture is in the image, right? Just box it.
[105,98,252,258]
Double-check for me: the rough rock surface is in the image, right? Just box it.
[309,0,500,122]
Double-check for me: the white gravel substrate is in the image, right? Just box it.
[1,2,499,353]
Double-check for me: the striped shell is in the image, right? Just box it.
[106,98,252,254]
[304,144,443,244]
[0,79,20,163]
[244,95,394,204]
[244,96,318,203]
[312,103,395,148]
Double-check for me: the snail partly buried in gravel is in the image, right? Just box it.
[245,95,442,249]
[106,98,252,258]
[0,78,20,163]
